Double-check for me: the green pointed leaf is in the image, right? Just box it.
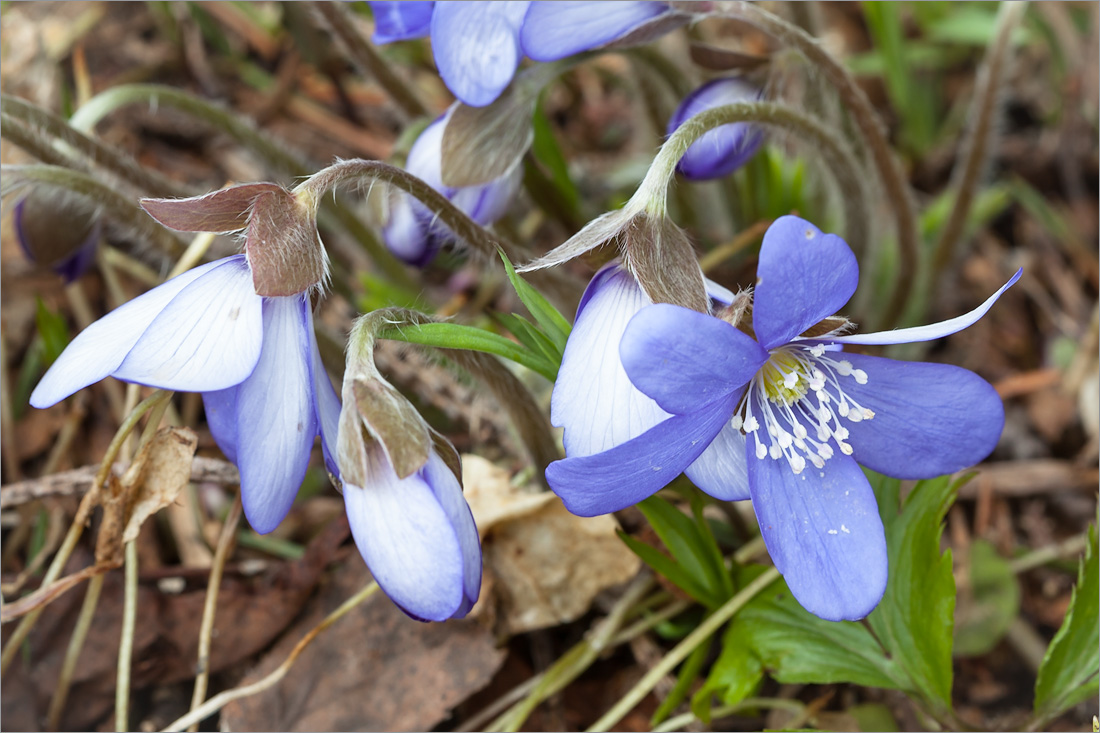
[492,311,561,369]
[1033,524,1099,725]
[531,105,580,213]
[499,249,571,355]
[379,321,558,381]
[693,612,764,720]
[638,496,731,609]
[867,474,963,718]
[954,539,1021,657]
[35,297,70,365]
[618,531,715,607]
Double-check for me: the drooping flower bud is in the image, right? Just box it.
[13,188,101,283]
[668,77,766,180]
[384,112,521,266]
[142,182,328,297]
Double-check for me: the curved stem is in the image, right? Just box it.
[633,101,871,259]
[0,163,184,257]
[161,581,380,732]
[1,94,194,198]
[712,1,919,329]
[932,1,1027,276]
[586,566,781,732]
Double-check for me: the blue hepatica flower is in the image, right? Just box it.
[668,77,766,181]
[370,1,683,107]
[547,215,1021,621]
[384,112,522,266]
[342,447,481,622]
[30,255,340,535]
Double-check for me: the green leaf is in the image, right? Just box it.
[954,539,1021,657]
[491,312,561,370]
[849,702,900,732]
[498,249,571,356]
[638,496,732,609]
[35,297,70,365]
[1033,524,1099,725]
[379,322,558,382]
[693,613,765,721]
[732,573,905,689]
[867,474,962,718]
[618,531,716,607]
[531,105,581,212]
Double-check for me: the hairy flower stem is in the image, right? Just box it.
[1,94,193,198]
[0,163,185,257]
[66,83,415,291]
[931,1,1027,277]
[301,159,507,262]
[161,581,381,732]
[308,2,428,121]
[633,102,870,259]
[0,390,171,672]
[587,566,782,732]
[188,495,243,731]
[712,1,918,330]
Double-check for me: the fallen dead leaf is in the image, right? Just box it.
[462,455,642,636]
[121,427,196,544]
[219,559,506,732]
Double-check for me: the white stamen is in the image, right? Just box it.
[809,344,826,357]
[835,360,853,376]
[744,416,759,432]
[841,524,850,534]
[852,368,868,385]
[731,414,743,430]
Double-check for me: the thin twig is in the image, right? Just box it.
[932,1,1028,275]
[586,566,781,732]
[699,218,773,273]
[161,581,381,732]
[0,391,169,670]
[46,573,106,730]
[1010,532,1091,574]
[308,2,428,121]
[651,697,805,733]
[116,540,139,732]
[187,495,243,731]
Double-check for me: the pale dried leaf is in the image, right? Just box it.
[462,455,642,635]
[121,427,197,544]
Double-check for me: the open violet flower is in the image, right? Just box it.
[384,112,521,266]
[547,215,1021,621]
[370,1,686,107]
[30,255,340,535]
[668,77,766,180]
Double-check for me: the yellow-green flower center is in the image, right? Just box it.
[759,350,810,406]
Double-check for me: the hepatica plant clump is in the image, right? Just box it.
[2,2,1096,732]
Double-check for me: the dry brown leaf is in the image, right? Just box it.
[121,427,196,544]
[220,559,505,732]
[462,455,641,636]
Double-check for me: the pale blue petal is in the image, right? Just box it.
[29,257,235,408]
[838,354,1005,479]
[551,263,669,457]
[753,216,858,350]
[620,304,768,414]
[421,452,482,616]
[431,1,530,107]
[547,394,737,517]
[370,1,434,43]
[685,420,750,501]
[521,1,669,61]
[344,465,465,622]
[814,269,1023,346]
[449,164,523,225]
[307,314,342,479]
[382,194,435,266]
[705,277,736,308]
[748,448,887,621]
[236,296,316,534]
[202,386,239,464]
[114,256,263,391]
